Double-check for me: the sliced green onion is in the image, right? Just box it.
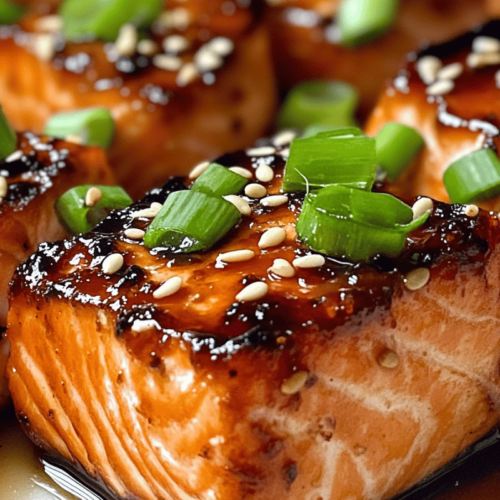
[296,185,428,261]
[0,0,24,24]
[0,104,16,161]
[144,191,240,252]
[191,163,248,197]
[338,0,399,47]
[302,124,345,139]
[55,185,132,235]
[60,0,162,42]
[443,148,500,204]
[44,108,115,149]
[278,80,358,130]
[282,127,376,192]
[376,123,424,181]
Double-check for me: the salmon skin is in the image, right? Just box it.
[0,3,277,199]
[6,131,500,500]
[0,131,113,408]
[365,20,500,210]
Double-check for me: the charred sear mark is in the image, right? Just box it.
[283,461,298,487]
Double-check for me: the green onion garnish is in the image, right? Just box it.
[278,80,358,130]
[282,127,376,192]
[55,185,132,235]
[376,123,424,181]
[443,148,500,204]
[143,190,240,252]
[338,0,399,47]
[191,163,248,197]
[302,124,344,139]
[0,104,17,161]
[0,0,24,24]
[60,0,162,42]
[296,185,428,261]
[44,108,115,149]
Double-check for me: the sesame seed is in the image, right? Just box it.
[404,267,430,291]
[132,203,162,219]
[33,33,56,61]
[65,134,84,145]
[293,254,325,269]
[464,204,479,217]
[0,176,7,198]
[162,34,190,54]
[194,46,223,72]
[236,281,268,302]
[218,249,255,263]
[177,63,198,86]
[189,160,210,179]
[85,187,102,207]
[157,8,191,30]
[137,39,159,56]
[114,24,137,57]
[378,349,399,369]
[153,276,183,299]
[255,164,274,183]
[150,202,163,212]
[131,319,159,333]
[102,253,124,275]
[244,183,267,198]
[272,130,297,148]
[258,227,287,249]
[426,79,454,96]
[281,371,308,395]
[223,195,251,215]
[208,36,234,56]
[228,166,253,179]
[124,228,145,240]
[412,197,433,220]
[246,146,276,157]
[436,62,463,81]
[466,51,500,69]
[152,54,182,71]
[5,150,22,162]
[261,195,288,207]
[279,148,290,158]
[34,15,62,33]
[269,258,295,278]
[416,55,442,85]
[472,36,500,54]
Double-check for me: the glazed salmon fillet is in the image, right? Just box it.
[0,3,276,198]
[0,131,113,408]
[6,133,500,500]
[365,21,500,210]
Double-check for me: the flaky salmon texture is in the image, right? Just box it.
[6,133,500,500]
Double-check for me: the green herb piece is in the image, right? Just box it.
[0,0,24,24]
[191,163,248,197]
[0,104,17,160]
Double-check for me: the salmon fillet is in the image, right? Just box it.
[0,4,277,198]
[0,131,113,408]
[365,21,500,211]
[7,133,500,500]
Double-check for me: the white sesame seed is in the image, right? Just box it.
[64,134,84,145]
[208,36,234,56]
[269,258,295,278]
[426,79,454,96]
[281,371,308,395]
[132,203,162,219]
[246,146,276,157]
[152,54,182,71]
[466,51,500,69]
[34,15,62,33]
[293,254,325,269]
[261,195,288,207]
[124,228,145,240]
[228,166,253,179]
[157,8,191,30]
[404,267,430,291]
[279,148,290,158]
[378,350,399,369]
[436,62,463,81]
[114,24,137,57]
[5,150,22,163]
[223,195,251,215]
[189,160,210,179]
[472,36,500,54]
[236,281,268,302]
[153,276,183,299]
[0,176,7,198]
[258,227,287,249]
[150,202,163,212]
[163,34,190,54]
[131,319,160,333]
[194,46,223,72]
[85,187,102,207]
[464,204,479,217]
[244,183,267,198]
[33,33,56,61]
[412,197,433,220]
[102,253,124,275]
[177,63,199,86]
[218,249,255,263]
[416,55,442,85]
[255,164,274,183]
[137,39,159,56]
[272,130,297,148]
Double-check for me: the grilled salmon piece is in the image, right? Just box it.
[0,4,277,198]
[0,132,113,408]
[365,21,500,210]
[264,0,490,114]
[7,133,500,500]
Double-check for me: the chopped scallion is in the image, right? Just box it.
[0,104,16,161]
[0,0,24,24]
[191,163,248,197]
